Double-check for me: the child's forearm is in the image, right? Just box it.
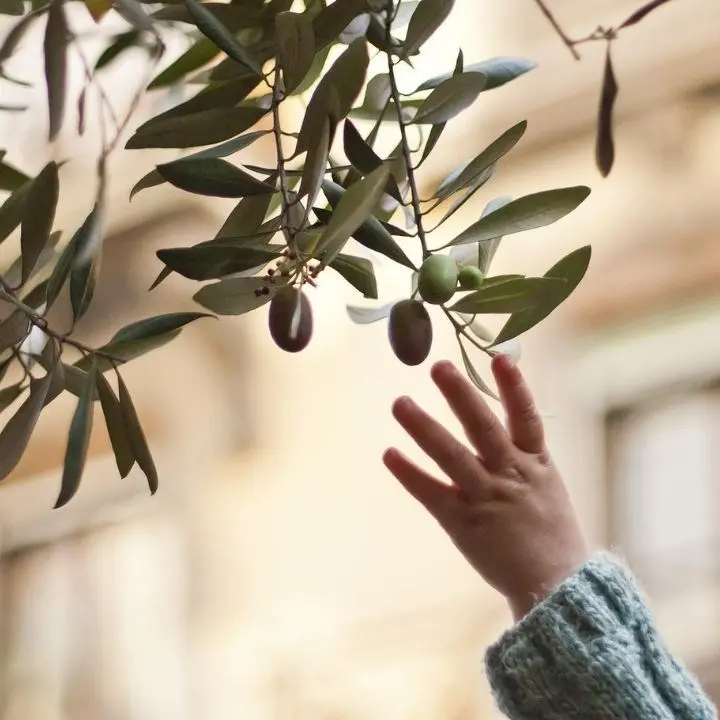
[485,553,716,719]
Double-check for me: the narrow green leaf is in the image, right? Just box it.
[492,246,592,346]
[0,383,24,414]
[95,30,141,71]
[43,0,68,142]
[313,204,413,270]
[0,6,47,66]
[55,360,96,508]
[0,0,24,16]
[401,0,454,59]
[417,121,446,168]
[152,2,264,27]
[330,254,377,298]
[96,372,135,478]
[217,192,275,238]
[412,72,487,125]
[45,207,92,307]
[312,0,368,51]
[444,186,591,248]
[438,121,527,198]
[346,301,394,324]
[596,44,618,178]
[0,179,31,245]
[69,250,100,321]
[343,119,382,175]
[619,0,674,28]
[449,196,513,274]
[295,38,368,155]
[109,312,212,345]
[458,339,498,400]
[298,116,330,212]
[157,158,274,198]
[157,244,279,280]
[126,106,267,149]
[147,38,220,90]
[449,277,565,314]
[77,331,181,374]
[314,164,390,264]
[193,275,287,315]
[0,310,30,352]
[0,154,29,192]
[0,361,56,481]
[290,41,330,96]
[20,161,59,283]
[276,10,315,93]
[154,76,262,121]
[118,373,158,494]
[417,56,536,92]
[113,0,157,35]
[184,0,261,74]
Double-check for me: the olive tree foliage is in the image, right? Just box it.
[0,0,672,506]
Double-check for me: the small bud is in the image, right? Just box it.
[267,268,275,276]
[261,286,270,295]
[254,289,263,297]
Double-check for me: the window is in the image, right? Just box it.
[605,382,720,593]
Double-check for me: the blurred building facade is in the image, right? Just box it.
[1,0,720,717]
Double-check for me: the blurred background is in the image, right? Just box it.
[1,0,720,716]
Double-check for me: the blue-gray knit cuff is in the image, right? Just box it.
[484,552,716,719]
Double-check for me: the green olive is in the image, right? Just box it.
[457,265,485,290]
[268,286,313,353]
[417,254,459,305]
[388,299,433,366]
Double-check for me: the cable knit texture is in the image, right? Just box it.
[485,553,717,719]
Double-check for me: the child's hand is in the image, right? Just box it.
[383,355,589,620]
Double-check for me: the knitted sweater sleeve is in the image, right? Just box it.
[484,553,717,719]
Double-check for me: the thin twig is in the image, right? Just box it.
[532,0,581,59]
[385,10,429,259]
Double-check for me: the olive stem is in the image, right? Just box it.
[440,304,493,356]
[385,10,430,260]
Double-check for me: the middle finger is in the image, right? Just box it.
[392,396,488,499]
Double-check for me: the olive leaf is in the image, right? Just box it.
[117,373,158,494]
[96,372,135,478]
[95,30,141,71]
[417,56,536,92]
[449,277,565,314]
[619,0,675,28]
[436,120,527,198]
[295,38,368,155]
[184,0,261,74]
[0,383,24,414]
[298,116,330,214]
[0,178,31,245]
[155,75,262,121]
[69,225,102,324]
[217,193,276,239]
[130,131,268,200]
[596,43,618,178]
[412,72,487,125]
[0,310,30,353]
[343,119,383,175]
[157,244,279,280]
[346,301,395,324]
[193,275,287,315]
[20,161,59,284]
[401,0,455,59]
[0,360,58,481]
[0,6,47,65]
[0,0,23,15]
[126,107,267,149]
[276,10,315,93]
[55,360,97,509]
[312,0,368,51]
[0,153,29,192]
[330,254,377,299]
[492,246,592,346]
[458,340,498,400]
[113,0,158,35]
[443,186,591,248]
[148,38,218,90]
[43,0,68,142]
[157,158,274,198]
[314,165,391,264]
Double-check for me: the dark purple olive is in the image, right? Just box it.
[388,299,433,366]
[269,286,313,353]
